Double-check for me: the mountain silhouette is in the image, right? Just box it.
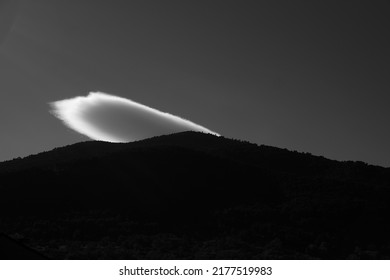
[0,131,390,259]
[0,234,47,260]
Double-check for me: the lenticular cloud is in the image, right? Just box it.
[50,92,219,142]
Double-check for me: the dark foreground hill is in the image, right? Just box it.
[0,234,47,260]
[1,131,390,259]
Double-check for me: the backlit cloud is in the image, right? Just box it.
[50,92,219,142]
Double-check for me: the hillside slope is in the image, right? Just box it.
[0,132,389,259]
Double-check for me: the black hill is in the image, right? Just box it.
[1,131,390,259]
[0,234,47,260]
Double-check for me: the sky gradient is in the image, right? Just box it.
[1,0,390,166]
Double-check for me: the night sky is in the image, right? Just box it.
[1,0,390,166]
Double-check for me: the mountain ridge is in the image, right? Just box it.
[1,131,387,186]
[1,131,390,259]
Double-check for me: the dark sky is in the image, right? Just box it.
[1,0,390,166]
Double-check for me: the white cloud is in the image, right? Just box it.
[50,92,219,142]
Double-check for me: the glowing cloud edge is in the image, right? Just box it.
[49,92,220,142]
